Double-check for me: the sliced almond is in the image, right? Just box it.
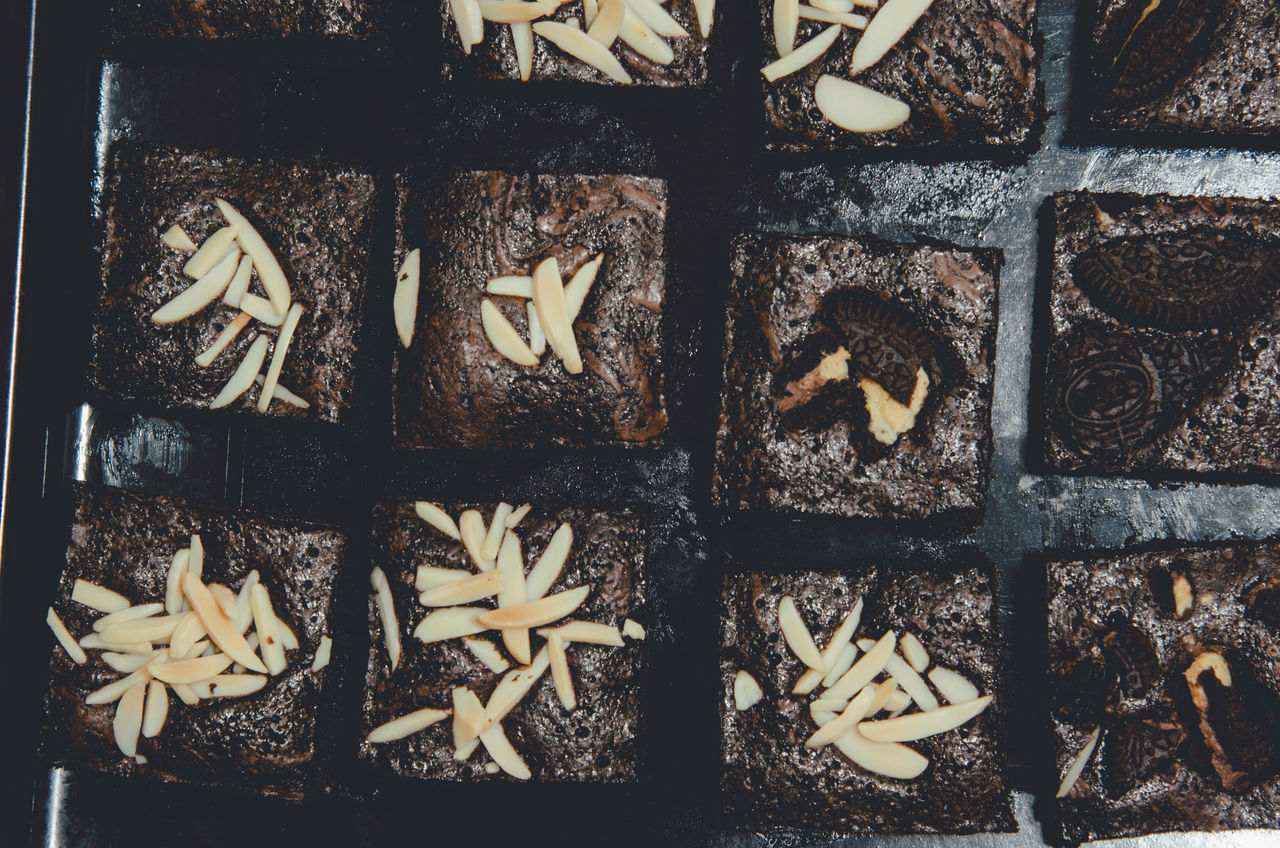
[415,502,461,539]
[537,620,624,646]
[367,707,452,743]
[482,298,543,367]
[506,503,533,528]
[238,293,286,326]
[394,248,420,349]
[928,666,979,705]
[164,549,189,614]
[819,598,862,673]
[148,652,232,684]
[848,0,935,74]
[869,679,899,713]
[883,652,938,711]
[416,565,470,591]
[761,24,841,82]
[249,583,287,675]
[798,5,868,27]
[495,531,532,665]
[620,0,688,37]
[459,509,495,570]
[414,606,487,643]
[619,10,673,65]
[162,224,198,252]
[858,695,993,742]
[777,596,824,671]
[588,0,624,45]
[208,584,239,620]
[252,375,309,408]
[900,633,929,673]
[233,570,259,634]
[181,573,267,673]
[183,226,239,279]
[195,312,252,368]
[80,633,152,656]
[486,275,534,297]
[482,504,514,560]
[451,0,486,52]
[209,335,270,409]
[773,0,799,55]
[533,21,632,84]
[188,534,204,580]
[170,684,199,706]
[222,254,254,308]
[547,633,576,710]
[92,603,164,633]
[420,569,505,606]
[1056,726,1102,798]
[47,608,87,664]
[822,641,857,688]
[480,724,531,779]
[102,652,152,673]
[811,697,849,715]
[477,586,590,630]
[622,618,646,640]
[72,579,130,614]
[463,636,510,673]
[485,648,551,723]
[257,302,304,413]
[833,730,929,779]
[200,674,268,697]
[564,253,603,320]
[584,0,598,26]
[824,630,896,701]
[525,522,572,599]
[169,612,207,659]
[527,304,545,357]
[312,635,333,672]
[793,668,824,695]
[530,256,583,373]
[477,0,548,23]
[141,680,169,738]
[153,242,240,323]
[86,667,153,705]
[812,0,855,10]
[276,616,299,651]
[453,686,489,752]
[215,199,290,313]
[883,688,912,715]
[512,22,535,81]
[370,567,402,671]
[692,0,714,37]
[733,670,764,710]
[113,683,146,757]
[99,614,183,645]
[807,685,876,748]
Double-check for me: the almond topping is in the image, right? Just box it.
[810,697,847,715]
[883,688,912,715]
[233,570,259,634]
[170,684,199,706]
[221,254,254,308]
[459,509,495,570]
[476,586,590,629]
[622,618,646,640]
[416,565,470,591]
[209,584,239,620]
[882,651,938,711]
[453,686,489,752]
[72,579,131,614]
[141,680,169,738]
[819,598,863,673]
[394,249,421,348]
[477,0,549,24]
[237,293,286,326]
[215,199,290,313]
[869,679,899,714]
[257,302,304,413]
[209,335,270,409]
[619,10,674,65]
[773,0,799,55]
[824,630,895,701]
[169,612,207,659]
[525,522,572,599]
[1056,726,1102,798]
[451,0,486,52]
[201,674,268,697]
[195,312,252,368]
[849,0,935,74]
[807,685,877,747]
[833,731,929,779]
[485,648,551,723]
[814,74,910,133]
[93,603,164,633]
[538,620,624,646]
[858,695,993,742]
[822,642,858,688]
[482,504,514,560]
[486,276,534,297]
[312,635,333,672]
[799,5,868,27]
[249,583,287,675]
[370,567,401,671]
[47,608,87,664]
[79,633,152,656]
[531,256,583,373]
[414,606,487,643]
[463,636,511,673]
[547,632,576,710]
[164,549,189,614]
[533,21,632,84]
[777,596,824,671]
[148,652,233,684]
[762,24,841,81]
[252,375,310,408]
[495,530,532,665]
[154,243,240,325]
[621,0,688,37]
[734,670,764,710]
[793,668,824,695]
[181,573,267,673]
[183,226,239,279]
[692,0,715,36]
[113,683,146,757]
[480,724,531,779]
[900,632,929,672]
[162,224,198,251]
[588,0,624,45]
[506,503,532,528]
[87,667,153,705]
[415,502,462,540]
[812,0,855,10]
[928,666,979,705]
[512,21,535,81]
[98,614,183,644]
[419,569,505,607]
[564,253,603,319]
[188,534,204,579]
[526,302,546,356]
[367,707,452,743]
[102,652,152,673]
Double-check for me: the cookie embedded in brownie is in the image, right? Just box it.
[110,0,381,42]
[359,501,648,782]
[40,484,343,799]
[712,232,999,521]
[758,0,1040,151]
[1048,542,1280,843]
[719,559,1012,833]
[88,143,375,423]
[441,0,715,87]
[1084,0,1280,139]
[1041,191,1280,478]
[391,170,667,450]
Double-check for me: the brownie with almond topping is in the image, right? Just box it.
[391,170,667,450]
[712,232,1000,521]
[39,484,344,800]
[1047,541,1280,844]
[358,501,648,782]
[111,0,381,42]
[719,556,1012,833]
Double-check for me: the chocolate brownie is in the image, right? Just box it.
[41,484,344,799]
[719,559,1012,833]
[712,232,1000,521]
[760,0,1040,151]
[392,170,667,450]
[89,143,376,423]
[441,0,714,87]
[1085,0,1280,139]
[1048,542,1280,844]
[359,501,648,782]
[1042,191,1280,478]
[111,0,380,42]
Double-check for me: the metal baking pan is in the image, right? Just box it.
[3,0,1280,845]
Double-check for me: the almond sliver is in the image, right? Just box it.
[367,707,452,743]
[238,293,286,326]
[773,0,799,55]
[849,0,935,74]
[525,522,572,599]
[692,0,714,36]
[162,224,198,251]
[215,199,290,313]
[370,567,401,671]
[481,299,540,367]
[164,549,189,614]
[588,0,624,45]
[814,74,910,132]
[188,534,204,580]
[485,648,552,723]
[476,585,589,629]
[480,724,531,779]
[169,612,207,659]
[481,503,514,560]
[222,254,254,308]
[453,686,489,751]
[900,632,929,672]
[459,509,495,570]
[495,530,532,665]
[209,335,270,409]
[414,501,461,539]
[196,312,252,368]
[512,21,535,80]
[148,652,232,684]
[792,668,823,695]
[822,641,858,688]
[564,253,603,319]
[414,606,487,643]
[734,670,763,710]
[537,620,623,646]
[533,21,632,84]
[72,579,130,613]
[526,302,546,356]
[547,632,576,710]
[451,0,485,52]
[80,633,152,656]
[761,24,840,81]
[183,226,239,279]
[928,666,980,705]
[249,583,287,675]
[257,302,304,413]
[311,635,333,671]
[141,680,169,738]
[1057,726,1102,798]
[87,667,153,705]
[113,683,146,757]
[478,0,548,22]
[531,255,582,372]
[777,596,824,671]
[823,630,895,701]
[252,375,309,408]
[462,636,510,673]
[181,573,267,673]
[833,729,929,779]
[883,651,938,711]
[487,275,534,297]
[620,0,688,37]
[798,4,868,27]
[233,570,259,634]
[103,652,152,673]
[857,695,993,742]
[47,608,87,664]
[419,569,504,606]
[622,618,646,639]
[153,242,240,323]
[201,673,268,697]
[416,565,470,591]
[619,10,673,66]
[806,685,876,747]
[98,613,183,644]
[394,249,420,348]
[506,503,532,528]
[92,603,164,633]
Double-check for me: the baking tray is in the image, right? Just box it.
[3,0,1280,845]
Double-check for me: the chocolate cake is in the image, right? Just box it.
[391,170,667,450]
[1042,191,1280,478]
[1085,0,1280,139]
[441,0,714,87]
[1048,542,1280,844]
[88,143,376,423]
[359,501,648,782]
[41,484,344,800]
[111,0,380,42]
[719,559,1012,833]
[760,0,1040,151]
[712,232,999,521]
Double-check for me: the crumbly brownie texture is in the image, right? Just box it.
[760,0,1039,151]
[89,144,375,423]
[1043,191,1280,477]
[1086,0,1280,138]
[1048,543,1280,844]
[41,484,343,799]
[392,170,667,450]
[441,1,711,87]
[719,564,1012,833]
[359,502,647,781]
[111,0,380,41]
[712,232,999,520]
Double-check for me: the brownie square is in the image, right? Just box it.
[441,1,713,87]
[1084,0,1280,139]
[1047,542,1280,844]
[391,170,667,450]
[760,0,1040,151]
[1041,191,1280,478]
[89,143,376,424]
[712,232,1000,521]
[359,501,648,782]
[719,559,1012,833]
[111,0,381,41]
[41,484,344,799]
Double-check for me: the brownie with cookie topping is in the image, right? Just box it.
[712,232,1000,521]
[1047,541,1280,844]
[1041,191,1280,478]
[391,170,667,450]
[111,0,381,42]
